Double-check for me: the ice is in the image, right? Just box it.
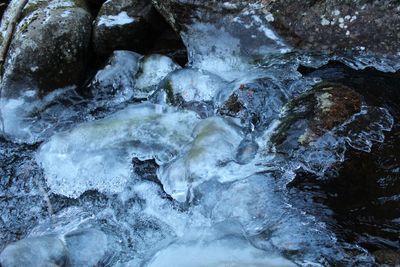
[90,50,141,103]
[135,54,181,97]
[158,117,264,202]
[2,2,397,265]
[0,86,81,143]
[98,11,135,27]
[36,103,200,198]
[146,235,296,267]
[155,68,230,105]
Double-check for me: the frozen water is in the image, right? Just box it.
[135,54,181,97]
[146,235,296,267]
[36,103,200,198]
[155,68,230,105]
[1,3,397,266]
[90,50,141,104]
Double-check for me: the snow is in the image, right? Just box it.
[98,11,135,27]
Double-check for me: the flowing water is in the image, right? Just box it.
[0,19,399,266]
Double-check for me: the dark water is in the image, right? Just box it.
[291,62,400,265]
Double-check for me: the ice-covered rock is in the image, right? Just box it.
[36,103,200,198]
[218,77,288,130]
[135,54,181,97]
[90,50,141,103]
[0,0,92,98]
[158,117,263,202]
[64,228,109,266]
[271,83,363,151]
[268,83,393,176]
[155,68,229,106]
[152,0,400,72]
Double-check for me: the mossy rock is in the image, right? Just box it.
[1,0,92,98]
[271,82,362,149]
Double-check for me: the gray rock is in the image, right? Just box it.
[93,0,164,57]
[0,235,69,267]
[0,0,92,98]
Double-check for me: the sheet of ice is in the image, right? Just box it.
[97,11,135,27]
[146,236,296,267]
[0,87,82,143]
[36,103,200,198]
[158,117,268,202]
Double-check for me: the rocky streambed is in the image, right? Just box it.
[0,0,399,266]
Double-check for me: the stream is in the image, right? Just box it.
[0,18,399,267]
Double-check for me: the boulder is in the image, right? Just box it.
[0,0,92,98]
[271,82,362,152]
[151,0,400,68]
[92,0,166,58]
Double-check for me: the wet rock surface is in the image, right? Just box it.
[152,0,400,69]
[93,0,167,58]
[271,82,362,151]
[0,0,92,98]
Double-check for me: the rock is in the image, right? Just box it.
[152,0,400,69]
[0,0,92,98]
[0,235,69,267]
[92,0,166,58]
[268,1,400,58]
[373,249,400,266]
[90,50,141,103]
[271,82,362,151]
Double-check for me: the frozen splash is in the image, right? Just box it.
[1,4,396,267]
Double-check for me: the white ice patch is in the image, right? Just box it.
[0,87,75,143]
[36,103,200,198]
[158,117,265,202]
[159,68,230,104]
[135,54,181,97]
[146,236,296,267]
[97,11,135,27]
[91,50,141,103]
